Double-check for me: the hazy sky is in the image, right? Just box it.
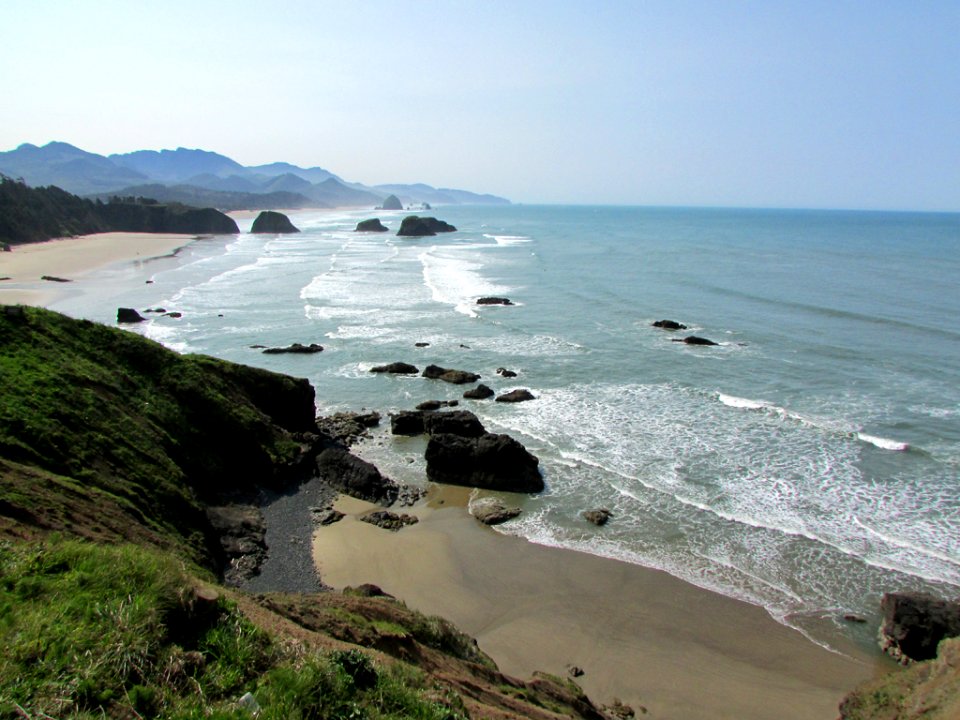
[2,1,958,210]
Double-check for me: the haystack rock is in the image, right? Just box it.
[251,211,300,234]
[397,216,457,237]
[117,307,145,323]
[380,194,403,210]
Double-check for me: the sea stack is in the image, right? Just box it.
[251,211,300,234]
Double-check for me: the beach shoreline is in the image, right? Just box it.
[0,232,199,307]
[312,487,890,720]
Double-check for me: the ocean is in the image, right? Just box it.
[52,204,960,652]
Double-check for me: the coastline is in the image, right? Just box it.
[0,232,198,307]
[313,488,890,720]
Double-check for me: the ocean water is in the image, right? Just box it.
[53,204,960,652]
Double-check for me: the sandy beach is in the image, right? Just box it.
[0,233,197,306]
[314,489,889,720]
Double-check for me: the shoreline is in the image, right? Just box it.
[313,487,890,720]
[0,232,199,307]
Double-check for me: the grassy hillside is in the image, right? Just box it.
[0,307,611,719]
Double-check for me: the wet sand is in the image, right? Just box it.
[313,489,887,720]
[0,232,196,306]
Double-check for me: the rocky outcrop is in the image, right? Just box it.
[360,510,418,531]
[477,297,513,306]
[463,384,495,400]
[415,400,459,411]
[315,447,399,505]
[390,411,426,436]
[250,210,300,234]
[117,307,145,323]
[205,505,266,584]
[422,364,480,384]
[423,410,486,438]
[370,362,418,374]
[425,432,543,493]
[673,336,718,346]
[496,389,536,403]
[316,412,381,446]
[470,497,522,525]
[380,194,403,210]
[583,508,612,526]
[396,216,457,237]
[653,320,687,330]
[880,592,960,663]
[496,367,518,378]
[262,343,324,354]
[355,218,389,232]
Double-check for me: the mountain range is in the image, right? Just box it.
[0,142,510,210]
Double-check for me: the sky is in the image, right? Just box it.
[1,1,958,211]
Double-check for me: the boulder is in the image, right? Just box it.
[423,410,486,437]
[380,194,403,210]
[415,399,458,411]
[583,508,612,526]
[470,497,522,526]
[425,432,543,493]
[652,320,688,330]
[315,447,398,505]
[673,336,718,346]
[117,307,145,323]
[496,389,536,403]
[355,218,389,232]
[477,297,513,306]
[360,510,418,531]
[496,367,518,378]
[250,210,300,234]
[463,384,495,400]
[262,342,324,354]
[880,592,960,663]
[422,364,481,384]
[390,411,426,436]
[396,216,457,237]
[370,361,419,374]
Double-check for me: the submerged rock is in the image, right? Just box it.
[416,399,459,411]
[422,364,481,384]
[425,432,543,493]
[355,218,389,232]
[652,319,688,330]
[673,336,718,346]
[250,210,300,234]
[262,342,324,354]
[370,361,419,374]
[583,508,612,526]
[496,367,518,378]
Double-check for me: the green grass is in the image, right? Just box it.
[0,538,469,719]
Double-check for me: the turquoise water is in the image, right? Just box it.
[53,204,960,650]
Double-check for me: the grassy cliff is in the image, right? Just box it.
[0,306,611,719]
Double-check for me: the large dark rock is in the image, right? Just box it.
[673,336,718,346]
[396,216,457,237]
[250,210,300,234]
[477,297,513,306]
[262,343,324,354]
[370,361,418,374]
[425,432,543,493]
[653,319,688,330]
[380,194,403,210]
[496,367,518,378]
[880,592,960,663]
[583,508,612,526]
[463,384,495,400]
[416,399,458,411]
[205,504,266,584]
[422,364,481,384]
[315,447,398,505]
[423,410,486,437]
[496,389,536,403]
[390,411,426,436]
[117,307,145,323]
[355,218,389,232]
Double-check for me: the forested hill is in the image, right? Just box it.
[0,175,238,245]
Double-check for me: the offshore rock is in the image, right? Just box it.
[396,215,457,237]
[415,399,459,411]
[422,364,481,384]
[380,194,403,210]
[423,409,486,437]
[653,319,688,330]
[477,297,513,306]
[315,447,399,505]
[673,335,718,346]
[496,367,518,378]
[880,592,960,663]
[583,508,612,526]
[355,218,389,232]
[463,384,495,400]
[250,210,300,234]
[262,342,324,354]
[117,307,145,323]
[425,432,543,493]
[496,389,536,403]
[370,361,419,374]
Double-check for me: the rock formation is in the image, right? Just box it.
[370,361,419,374]
[477,297,513,306]
[355,218,389,232]
[117,307,145,323]
[496,389,536,403]
[470,497,522,526]
[583,508,612,526]
[673,336,718,346]
[652,320,688,330]
[425,432,543,493]
[262,343,324,354]
[463,384,495,400]
[251,210,300,234]
[880,592,960,663]
[380,194,403,210]
[396,216,457,237]
[315,447,399,505]
[422,364,481,384]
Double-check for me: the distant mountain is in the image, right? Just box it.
[109,147,245,183]
[0,141,510,208]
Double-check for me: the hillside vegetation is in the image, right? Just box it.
[0,306,610,719]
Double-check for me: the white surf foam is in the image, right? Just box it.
[483,233,531,246]
[857,433,910,451]
[420,248,511,317]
